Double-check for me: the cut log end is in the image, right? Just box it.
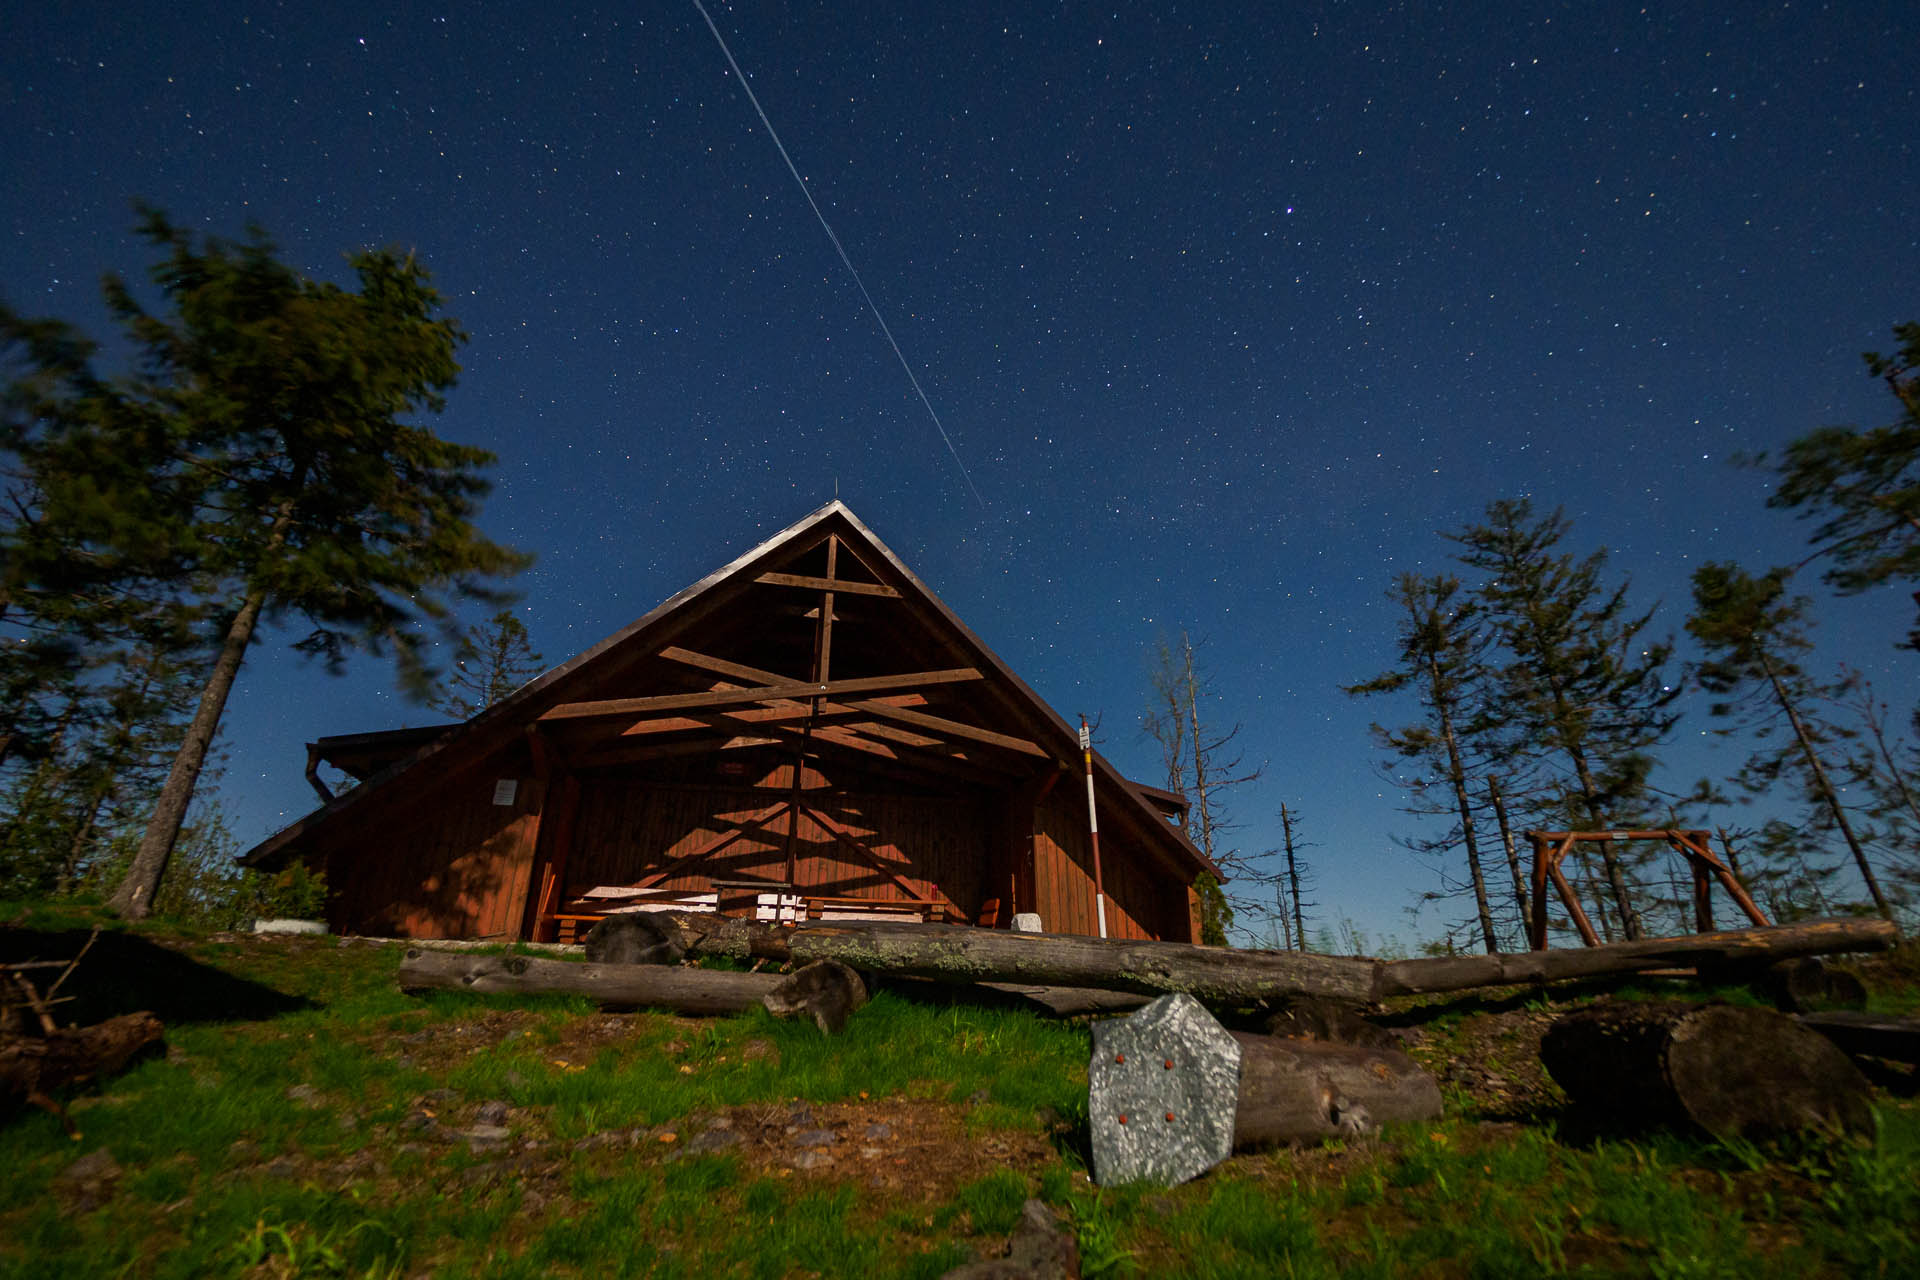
[1542,1001,1874,1140]
[761,960,869,1034]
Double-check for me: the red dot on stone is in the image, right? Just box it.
[1118,1114,1129,1124]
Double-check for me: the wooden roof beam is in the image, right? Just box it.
[842,698,1048,758]
[756,571,899,598]
[538,668,982,722]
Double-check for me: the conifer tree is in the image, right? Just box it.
[1345,573,1505,952]
[2,209,529,918]
[427,610,546,720]
[1767,322,1920,597]
[1687,562,1893,919]
[1449,500,1680,940]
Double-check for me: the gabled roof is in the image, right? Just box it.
[242,501,1217,882]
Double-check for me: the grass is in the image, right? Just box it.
[2,908,1917,1277]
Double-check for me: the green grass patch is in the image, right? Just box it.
[4,907,1918,1278]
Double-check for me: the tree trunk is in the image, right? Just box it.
[1540,1001,1873,1138]
[56,782,112,897]
[108,585,269,919]
[1488,776,1529,941]
[1377,916,1897,997]
[1428,663,1497,953]
[1229,1032,1442,1148]
[1758,649,1893,921]
[396,950,867,1031]
[1281,804,1308,952]
[1562,737,1642,939]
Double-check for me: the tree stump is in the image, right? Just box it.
[761,960,867,1034]
[1540,1001,1874,1139]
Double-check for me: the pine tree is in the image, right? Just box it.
[1345,573,1507,952]
[1766,322,1920,596]
[426,610,546,720]
[2,208,529,919]
[1688,563,1892,919]
[1449,500,1681,940]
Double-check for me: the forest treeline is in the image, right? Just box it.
[1337,324,1920,952]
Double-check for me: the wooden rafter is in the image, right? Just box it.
[659,645,1045,759]
[607,694,930,739]
[537,668,983,722]
[755,571,899,598]
[841,698,1047,758]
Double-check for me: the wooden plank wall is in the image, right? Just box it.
[319,752,543,939]
[1030,785,1190,941]
[565,772,988,919]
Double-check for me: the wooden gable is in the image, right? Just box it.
[243,502,1218,943]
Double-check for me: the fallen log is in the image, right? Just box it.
[1540,1001,1874,1139]
[650,912,1383,1005]
[1,1011,165,1135]
[396,950,867,1032]
[1087,993,1441,1186]
[1377,917,1898,997]
[1759,957,1868,1013]
[1797,1011,1920,1066]
[1229,1032,1442,1149]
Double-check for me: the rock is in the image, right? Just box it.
[1088,993,1241,1188]
[686,1127,742,1154]
[54,1148,121,1213]
[863,1122,893,1140]
[464,1123,511,1151]
[788,1150,832,1170]
[284,1084,322,1107]
[940,1199,1080,1280]
[791,1128,837,1149]
[473,1100,510,1126]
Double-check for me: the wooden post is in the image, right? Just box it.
[524,773,581,942]
[1527,833,1553,949]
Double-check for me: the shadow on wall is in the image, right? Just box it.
[0,927,314,1026]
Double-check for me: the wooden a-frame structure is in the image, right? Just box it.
[1527,829,1770,949]
[242,502,1217,943]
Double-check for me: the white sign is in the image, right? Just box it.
[492,778,518,807]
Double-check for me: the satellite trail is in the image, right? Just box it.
[691,0,986,508]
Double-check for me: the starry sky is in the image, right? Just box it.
[5,2,1915,946]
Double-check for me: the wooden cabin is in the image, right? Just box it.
[240,502,1220,943]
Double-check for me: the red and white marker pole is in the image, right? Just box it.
[1081,716,1109,938]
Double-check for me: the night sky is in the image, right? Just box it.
[6,3,1914,945]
